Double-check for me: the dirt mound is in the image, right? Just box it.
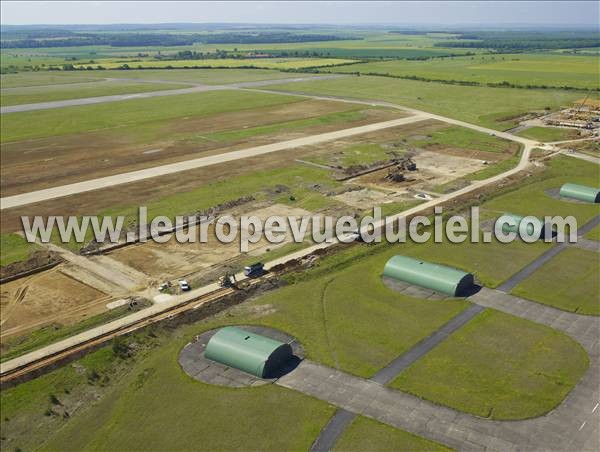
[0,251,62,280]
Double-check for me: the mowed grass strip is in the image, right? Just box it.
[0,81,188,106]
[334,416,452,452]
[267,75,590,130]
[0,89,302,143]
[390,309,589,420]
[512,247,600,315]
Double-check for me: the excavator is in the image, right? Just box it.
[218,271,237,288]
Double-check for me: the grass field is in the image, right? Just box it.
[412,125,517,153]
[585,224,600,241]
[0,72,101,88]
[268,75,590,130]
[334,416,452,451]
[390,309,589,419]
[0,80,188,106]
[403,232,551,288]
[2,227,589,448]
[73,57,358,70]
[404,156,599,286]
[332,53,600,89]
[200,109,366,142]
[0,242,469,450]
[45,161,346,252]
[1,332,335,452]
[481,156,600,226]
[512,247,600,315]
[516,126,582,142]
[0,89,301,143]
[0,233,39,267]
[307,122,518,172]
[0,68,321,88]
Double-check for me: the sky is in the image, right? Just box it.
[1,1,598,26]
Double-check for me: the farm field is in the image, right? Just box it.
[267,75,592,130]
[73,57,359,70]
[332,53,600,89]
[0,79,188,106]
[390,309,589,419]
[512,247,600,315]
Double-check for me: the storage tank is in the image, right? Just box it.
[383,255,475,297]
[559,183,600,203]
[205,327,293,378]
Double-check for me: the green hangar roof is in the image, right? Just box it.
[205,327,293,378]
[499,213,546,238]
[383,255,474,297]
[559,183,600,203]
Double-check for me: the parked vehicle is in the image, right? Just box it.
[244,263,264,278]
[178,279,191,291]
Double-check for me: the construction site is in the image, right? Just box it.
[0,25,598,450]
[531,96,600,133]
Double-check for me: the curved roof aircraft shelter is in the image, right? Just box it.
[205,326,293,378]
[383,255,475,297]
[559,183,600,203]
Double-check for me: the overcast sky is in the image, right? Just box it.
[1,1,598,26]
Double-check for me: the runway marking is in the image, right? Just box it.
[593,402,599,413]
[578,421,587,431]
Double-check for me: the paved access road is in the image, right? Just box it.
[0,115,427,210]
[310,304,485,452]
[0,75,347,114]
[279,290,600,452]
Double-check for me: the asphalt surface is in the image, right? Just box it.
[279,290,600,452]
[310,304,485,451]
[0,75,347,114]
[0,115,427,210]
